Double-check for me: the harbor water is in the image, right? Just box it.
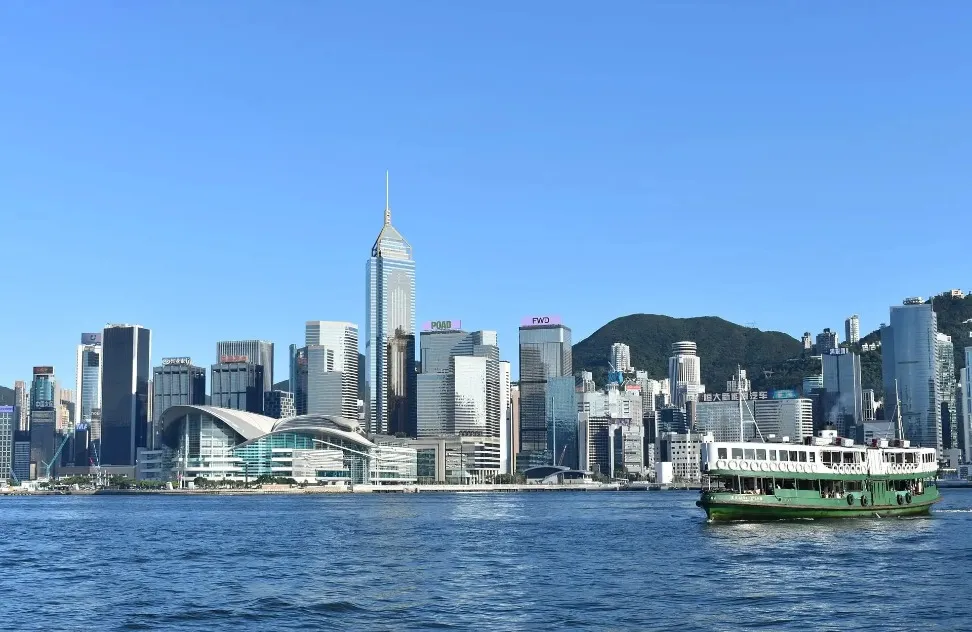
[3,489,971,631]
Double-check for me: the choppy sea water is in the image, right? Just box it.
[2,489,971,631]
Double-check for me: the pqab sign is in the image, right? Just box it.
[422,319,462,331]
[520,315,563,327]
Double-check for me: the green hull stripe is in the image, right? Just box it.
[699,499,938,521]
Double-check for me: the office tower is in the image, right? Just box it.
[633,371,665,418]
[29,366,56,478]
[289,345,309,415]
[387,329,417,436]
[880,299,941,452]
[417,327,501,440]
[101,324,151,466]
[611,342,632,372]
[822,348,863,438]
[518,316,571,467]
[211,360,264,414]
[304,321,359,419]
[510,383,520,468]
[215,340,274,395]
[75,333,102,458]
[816,328,839,354]
[13,380,28,432]
[802,374,824,396]
[937,333,957,450]
[499,361,511,474]
[961,352,972,461]
[366,176,416,435]
[668,341,703,408]
[152,358,206,444]
[57,389,75,432]
[845,315,861,345]
[801,332,813,350]
[752,398,815,442]
[264,390,296,419]
[0,405,13,480]
[862,389,877,422]
[13,431,29,481]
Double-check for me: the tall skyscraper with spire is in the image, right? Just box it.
[366,173,416,435]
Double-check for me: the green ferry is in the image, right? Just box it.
[697,429,940,521]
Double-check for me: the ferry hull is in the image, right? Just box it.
[698,496,938,521]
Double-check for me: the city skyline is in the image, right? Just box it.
[3,5,970,390]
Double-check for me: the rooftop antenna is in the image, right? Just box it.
[384,170,391,225]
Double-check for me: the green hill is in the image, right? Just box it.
[572,314,804,390]
[0,385,14,406]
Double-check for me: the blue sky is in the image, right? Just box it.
[1,2,970,389]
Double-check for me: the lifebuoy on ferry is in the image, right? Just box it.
[846,494,855,506]
[897,494,904,505]
[729,461,740,470]
[905,493,912,504]
[716,460,727,470]
[760,462,769,472]
[861,496,868,506]
[787,463,795,472]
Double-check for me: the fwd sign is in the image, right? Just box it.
[521,315,562,327]
[531,317,551,325]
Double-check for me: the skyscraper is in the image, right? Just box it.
[29,366,56,478]
[366,175,416,435]
[0,405,14,480]
[264,390,296,419]
[816,328,839,354]
[499,361,512,474]
[611,342,632,372]
[152,357,206,445]
[881,300,941,452]
[215,340,274,395]
[821,348,863,438]
[101,324,151,466]
[211,360,264,414]
[518,316,571,467]
[936,333,957,450]
[801,332,813,350]
[668,341,703,408]
[845,315,861,345]
[387,329,417,436]
[75,333,102,458]
[289,345,308,415]
[961,347,972,461]
[13,380,28,432]
[305,321,359,419]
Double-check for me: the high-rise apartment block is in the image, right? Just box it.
[0,405,14,480]
[366,178,416,436]
[845,315,861,345]
[101,324,151,466]
[518,316,571,468]
[881,300,941,452]
[611,342,632,372]
[937,333,957,450]
[305,321,359,419]
[801,332,813,350]
[816,328,839,355]
[215,340,274,395]
[13,380,29,432]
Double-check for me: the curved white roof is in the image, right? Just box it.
[159,405,277,442]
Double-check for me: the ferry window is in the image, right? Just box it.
[778,451,788,462]
[845,481,862,492]
[821,452,831,464]
[731,448,743,459]
[769,450,777,461]
[744,449,755,460]
[798,451,807,462]
[789,451,798,461]
[756,449,767,460]
[905,453,915,464]
[808,452,815,463]
[717,448,727,459]
[843,452,854,464]
[896,453,904,464]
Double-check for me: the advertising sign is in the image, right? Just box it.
[769,389,799,400]
[75,422,89,432]
[827,347,848,356]
[162,357,192,366]
[0,405,13,413]
[81,332,102,345]
[32,366,54,376]
[220,355,249,364]
[422,320,462,331]
[520,315,563,328]
[698,391,770,403]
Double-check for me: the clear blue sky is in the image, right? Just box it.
[1,2,970,390]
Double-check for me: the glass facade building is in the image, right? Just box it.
[75,336,103,455]
[211,362,265,414]
[821,350,863,439]
[305,322,359,420]
[152,360,206,447]
[366,194,416,435]
[29,368,56,478]
[0,405,13,480]
[101,324,151,466]
[216,340,274,396]
[518,322,572,465]
[387,331,417,436]
[881,302,942,453]
[937,333,957,451]
[546,375,578,469]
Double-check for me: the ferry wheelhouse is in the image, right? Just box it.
[697,429,940,521]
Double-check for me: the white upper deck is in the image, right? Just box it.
[700,429,938,478]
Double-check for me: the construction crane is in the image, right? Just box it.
[606,361,624,386]
[557,443,567,466]
[42,430,74,479]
